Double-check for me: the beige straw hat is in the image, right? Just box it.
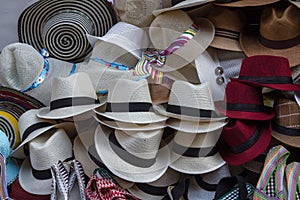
[214,0,279,7]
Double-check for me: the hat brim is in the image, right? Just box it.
[210,36,242,51]
[214,0,279,7]
[128,184,166,200]
[240,28,300,67]
[6,158,19,185]
[167,118,228,133]
[272,130,300,148]
[94,125,170,183]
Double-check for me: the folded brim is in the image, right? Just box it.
[94,125,170,183]
[272,130,300,148]
[210,35,242,51]
[214,0,279,7]
[128,184,167,200]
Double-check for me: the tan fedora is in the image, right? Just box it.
[240,5,300,67]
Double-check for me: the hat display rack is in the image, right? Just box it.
[1,0,300,199]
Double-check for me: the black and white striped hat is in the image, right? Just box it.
[18,0,117,63]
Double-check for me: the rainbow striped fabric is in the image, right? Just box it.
[134,24,199,84]
[285,162,300,200]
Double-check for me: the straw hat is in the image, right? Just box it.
[18,0,117,62]
[19,128,73,195]
[12,109,76,159]
[240,5,300,67]
[169,129,225,174]
[0,86,44,149]
[37,72,105,119]
[207,6,246,51]
[95,78,167,124]
[214,0,279,7]
[94,125,170,183]
[149,10,214,72]
[128,168,181,200]
[153,81,226,122]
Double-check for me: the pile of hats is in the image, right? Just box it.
[0,0,300,199]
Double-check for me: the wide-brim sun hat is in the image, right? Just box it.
[94,125,170,183]
[18,0,117,63]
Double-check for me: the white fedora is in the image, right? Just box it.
[37,72,105,119]
[169,129,225,174]
[19,128,73,195]
[153,81,226,122]
[95,78,168,124]
[94,125,170,183]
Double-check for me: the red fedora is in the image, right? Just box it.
[217,80,275,120]
[232,55,300,91]
[219,119,271,166]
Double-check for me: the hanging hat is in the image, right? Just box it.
[214,0,279,7]
[272,97,300,148]
[219,119,272,166]
[12,109,76,159]
[95,78,167,124]
[0,86,44,149]
[234,55,300,91]
[128,168,181,200]
[169,129,225,174]
[148,10,214,72]
[18,0,117,62]
[18,128,73,195]
[217,80,275,120]
[207,6,246,51]
[94,125,170,183]
[37,72,105,119]
[153,81,226,122]
[0,130,19,185]
[240,5,300,67]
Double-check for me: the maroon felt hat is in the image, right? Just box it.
[232,55,300,91]
[219,119,271,166]
[217,80,275,120]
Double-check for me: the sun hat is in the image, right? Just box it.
[12,109,76,159]
[18,0,117,63]
[187,164,231,200]
[128,168,181,200]
[95,78,168,124]
[271,97,300,148]
[0,86,44,149]
[153,81,226,122]
[219,119,272,166]
[169,129,225,174]
[233,55,300,91]
[214,0,279,7]
[37,72,105,119]
[0,130,19,186]
[217,80,275,120]
[94,125,170,183]
[240,5,300,67]
[18,128,73,195]
[94,114,166,131]
[148,10,214,72]
[207,6,246,51]
[152,0,215,16]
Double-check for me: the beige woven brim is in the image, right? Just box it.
[272,130,300,148]
[210,36,242,51]
[128,184,166,200]
[214,0,279,7]
[240,28,300,67]
[152,0,215,16]
[94,125,170,183]
[165,62,200,84]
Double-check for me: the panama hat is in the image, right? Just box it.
[94,125,170,183]
[148,10,214,72]
[169,129,225,174]
[240,5,300,67]
[214,0,279,7]
[0,130,19,186]
[95,78,167,124]
[37,72,105,119]
[128,168,181,200]
[19,128,73,195]
[18,0,117,63]
[0,86,44,149]
[12,109,76,159]
[94,114,166,131]
[207,6,246,51]
[219,119,272,166]
[0,43,81,106]
[153,81,226,122]
[234,55,300,91]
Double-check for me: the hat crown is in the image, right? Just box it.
[0,130,12,158]
[0,43,44,91]
[29,129,72,170]
[260,5,300,41]
[115,129,163,159]
[175,130,221,148]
